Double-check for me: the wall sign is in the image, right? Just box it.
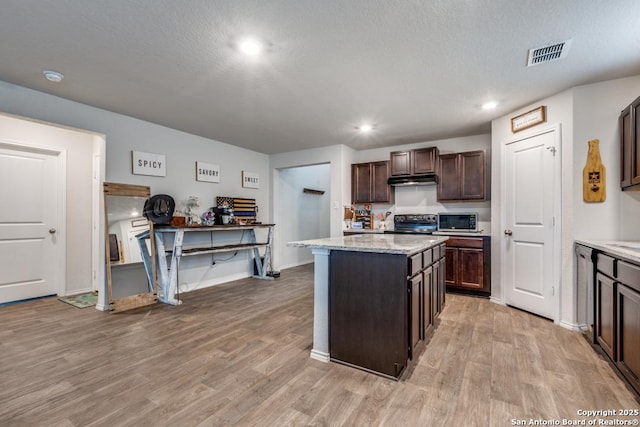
[195,161,220,183]
[511,106,546,133]
[242,171,260,189]
[132,151,166,177]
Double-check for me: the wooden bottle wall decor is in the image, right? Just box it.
[583,139,606,202]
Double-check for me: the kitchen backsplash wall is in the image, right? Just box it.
[348,184,491,231]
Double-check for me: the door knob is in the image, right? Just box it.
[49,228,57,234]
[504,229,513,236]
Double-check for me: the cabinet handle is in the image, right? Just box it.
[49,228,57,234]
[504,229,513,236]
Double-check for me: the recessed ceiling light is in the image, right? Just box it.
[43,70,64,83]
[357,124,375,133]
[482,101,497,110]
[238,37,263,56]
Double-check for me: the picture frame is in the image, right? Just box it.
[511,106,546,133]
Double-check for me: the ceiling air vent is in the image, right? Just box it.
[527,39,572,66]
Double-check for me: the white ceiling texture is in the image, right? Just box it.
[0,1,639,154]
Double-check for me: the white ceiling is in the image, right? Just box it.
[1,1,639,155]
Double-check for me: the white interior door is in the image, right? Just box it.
[0,145,60,303]
[504,128,558,319]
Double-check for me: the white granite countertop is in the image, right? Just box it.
[289,234,449,256]
[575,239,640,264]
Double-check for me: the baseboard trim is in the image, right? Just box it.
[310,349,330,363]
[489,296,504,305]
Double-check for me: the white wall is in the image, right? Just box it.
[491,74,640,328]
[276,164,331,269]
[0,80,271,300]
[572,75,640,241]
[0,112,102,297]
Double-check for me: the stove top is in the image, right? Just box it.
[387,213,438,234]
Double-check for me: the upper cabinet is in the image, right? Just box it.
[390,147,438,176]
[620,95,640,190]
[437,150,488,202]
[351,161,392,204]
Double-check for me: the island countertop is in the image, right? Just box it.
[288,233,448,256]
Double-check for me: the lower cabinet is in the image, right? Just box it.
[444,236,490,295]
[329,243,446,379]
[616,283,640,394]
[589,248,640,396]
[595,272,616,359]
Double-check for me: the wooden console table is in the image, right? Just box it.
[138,224,274,305]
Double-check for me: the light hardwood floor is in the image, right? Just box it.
[1,264,637,426]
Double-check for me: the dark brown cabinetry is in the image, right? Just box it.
[596,271,616,359]
[329,243,445,379]
[351,161,392,204]
[590,248,640,396]
[620,95,640,189]
[444,236,490,295]
[390,147,438,176]
[437,150,488,202]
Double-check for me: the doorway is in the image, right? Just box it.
[0,112,104,306]
[275,163,331,270]
[502,126,561,320]
[0,143,63,303]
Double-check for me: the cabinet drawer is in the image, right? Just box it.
[445,237,483,249]
[409,253,422,277]
[423,248,433,266]
[597,253,616,278]
[432,245,440,260]
[618,261,640,293]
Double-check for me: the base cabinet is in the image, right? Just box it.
[588,246,640,396]
[596,272,616,360]
[329,243,445,379]
[616,283,640,393]
[444,236,490,295]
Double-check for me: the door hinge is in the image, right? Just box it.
[552,216,555,226]
[552,286,555,296]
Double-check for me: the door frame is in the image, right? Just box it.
[500,124,562,323]
[0,138,67,299]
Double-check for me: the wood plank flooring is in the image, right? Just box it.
[1,264,637,426]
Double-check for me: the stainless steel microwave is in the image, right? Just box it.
[437,212,478,232]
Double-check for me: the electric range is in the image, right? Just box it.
[385,214,438,234]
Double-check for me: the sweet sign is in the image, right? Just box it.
[242,171,260,189]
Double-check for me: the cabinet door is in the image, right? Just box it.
[460,151,486,200]
[371,161,391,203]
[437,154,460,201]
[444,247,458,286]
[632,98,640,185]
[439,257,446,311]
[621,105,633,188]
[413,147,437,174]
[351,163,371,203]
[390,151,411,176]
[423,266,433,335]
[616,283,640,394]
[432,259,441,317]
[409,274,422,359]
[596,272,616,359]
[458,248,484,290]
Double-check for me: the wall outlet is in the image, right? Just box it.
[332,201,340,209]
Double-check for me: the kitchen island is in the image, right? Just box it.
[288,233,448,379]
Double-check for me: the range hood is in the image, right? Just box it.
[387,173,438,187]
